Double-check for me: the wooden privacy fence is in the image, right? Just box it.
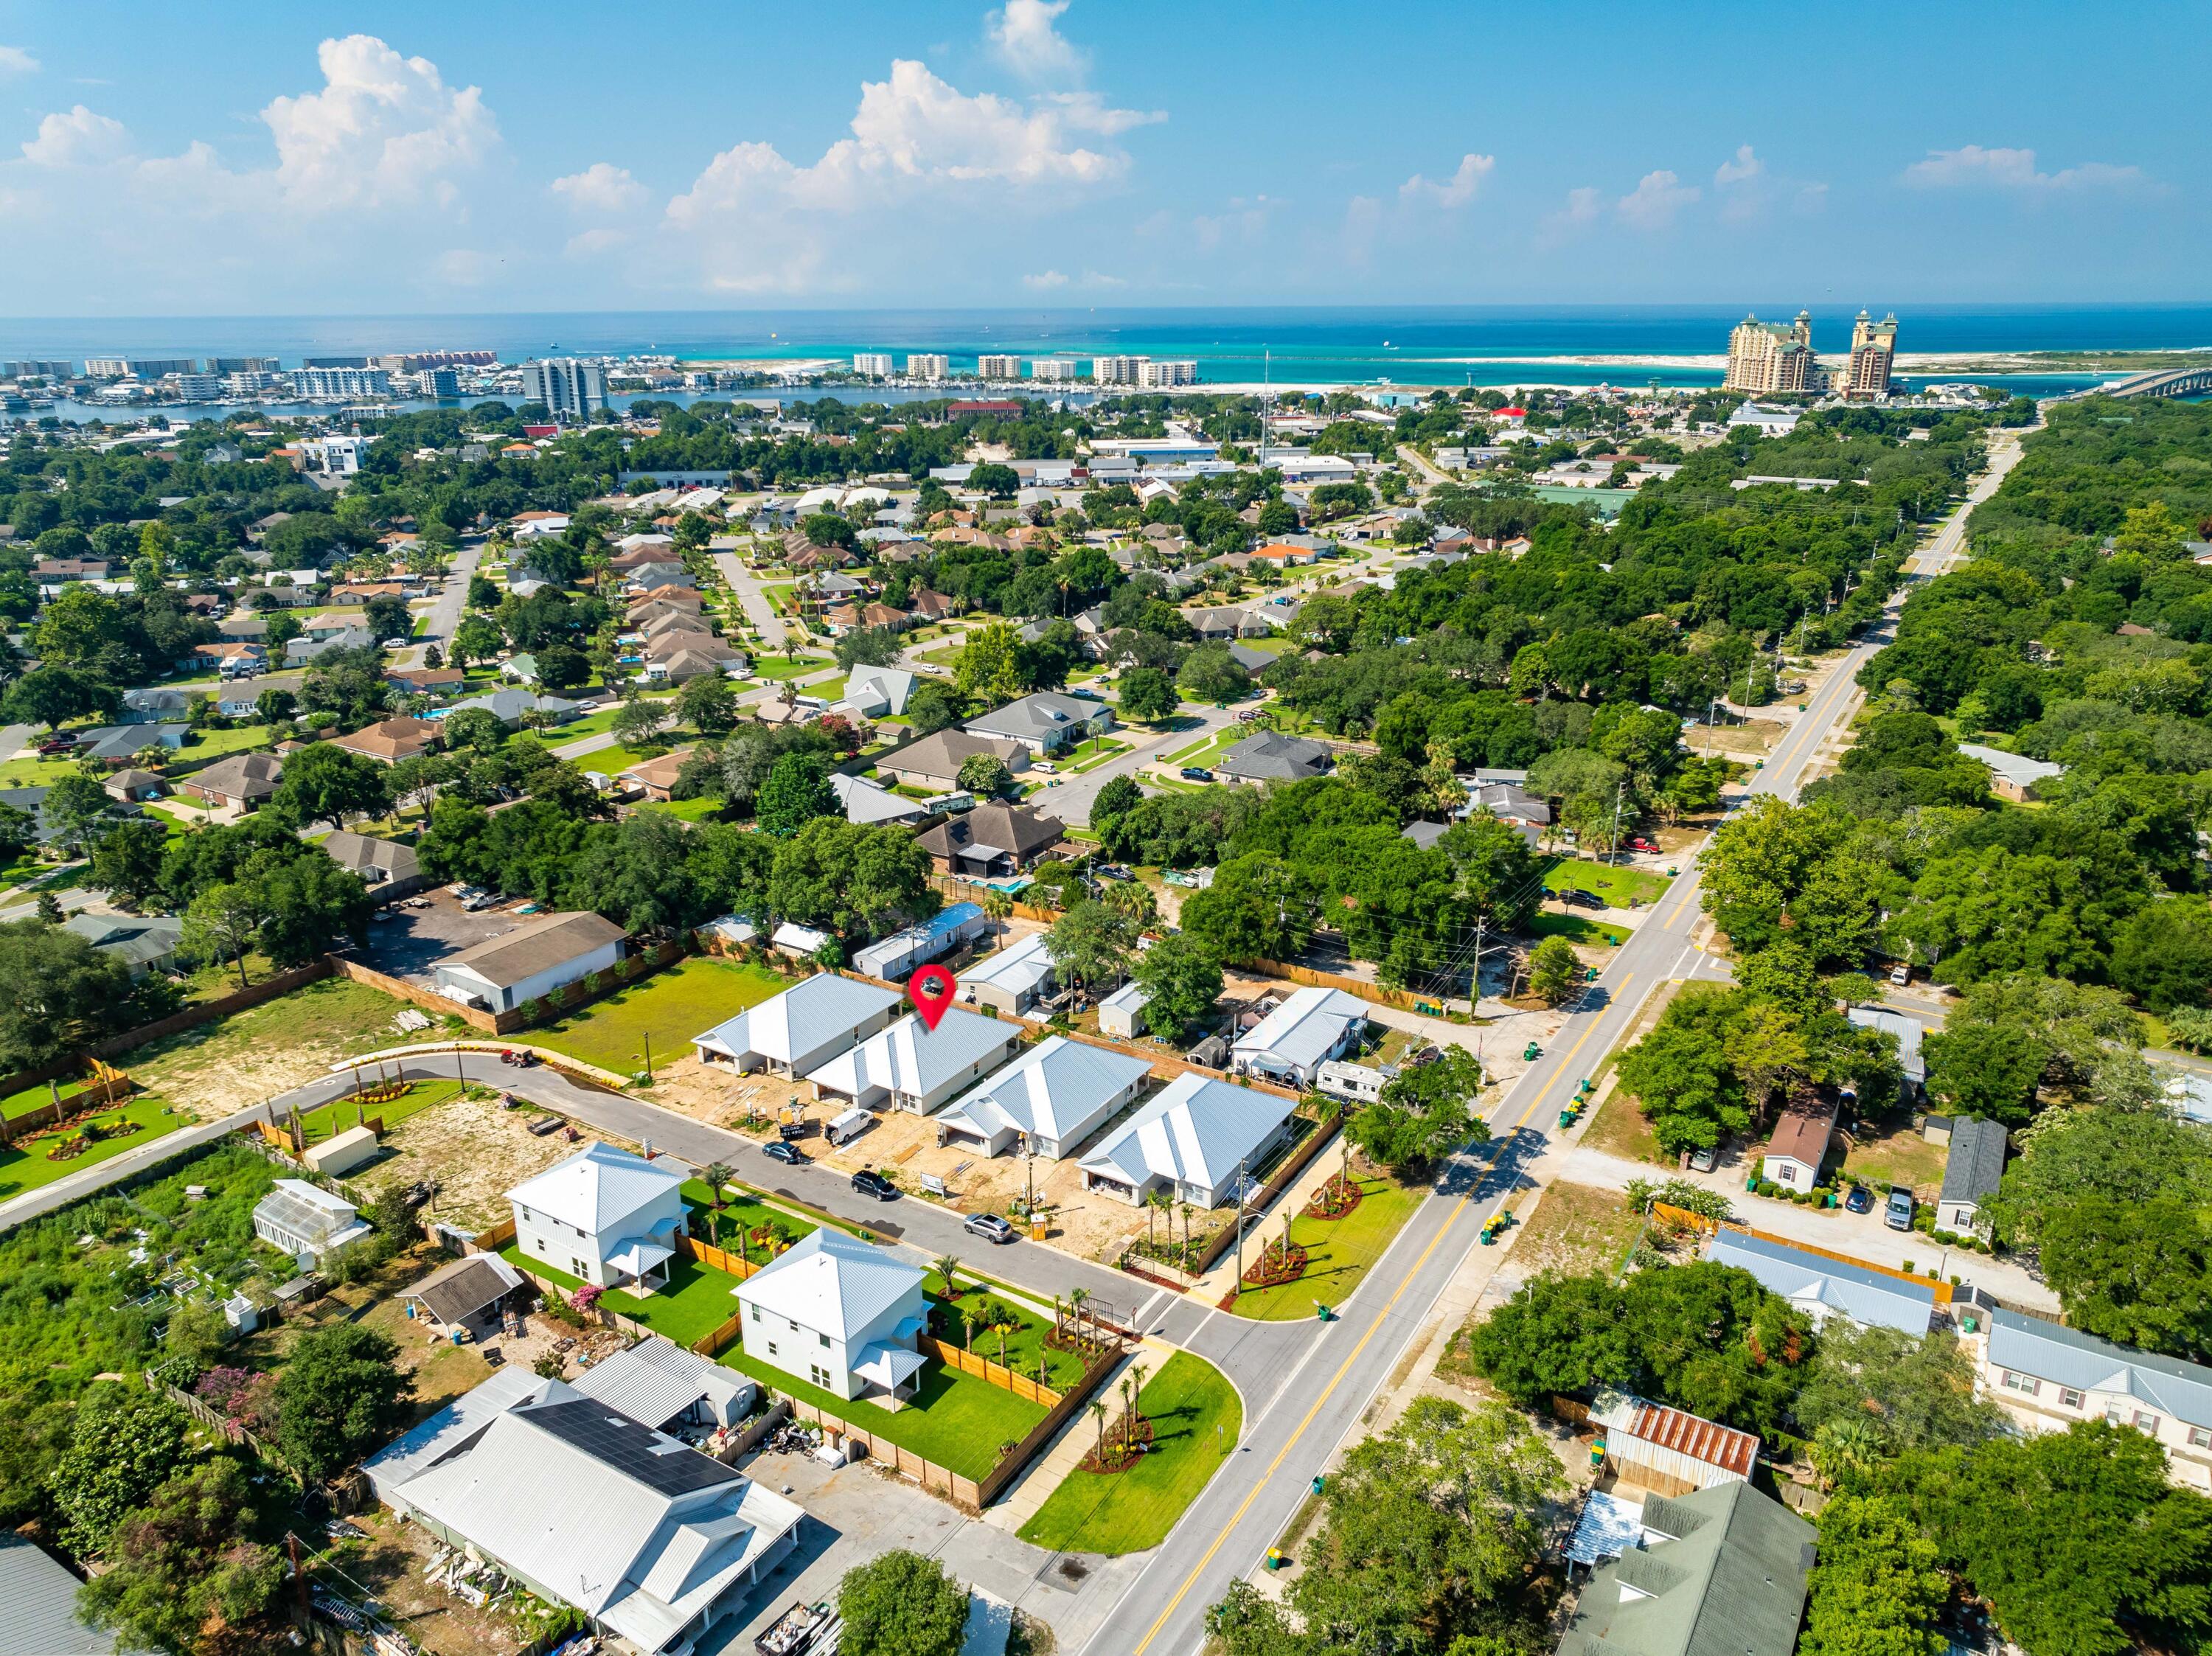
[1242,956,1438,1013]
[919,1334,1062,1407]
[1650,1201,1955,1305]
[975,1343,1123,1508]
[1188,1109,1345,1278]
[150,1375,298,1483]
[782,1396,987,1510]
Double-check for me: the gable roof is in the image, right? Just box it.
[1988,1308,2212,1428]
[1080,1071,1294,1194]
[506,1140,685,1235]
[446,910,624,988]
[0,1534,117,1656]
[846,662,915,714]
[830,771,925,825]
[804,1008,1019,1101]
[737,1225,925,1340]
[1938,1116,2008,1206]
[321,830,422,883]
[884,727,1026,782]
[1557,1482,1815,1656]
[1703,1230,1935,1335]
[961,930,1057,1000]
[964,691,1100,744]
[1233,986,1366,1072]
[916,802,1064,863]
[936,1034,1152,1147]
[404,1252,525,1326]
[692,973,902,1065]
[1845,1006,1924,1084]
[1761,1093,1834,1166]
[1217,731,1334,782]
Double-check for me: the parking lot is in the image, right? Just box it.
[358,888,529,982]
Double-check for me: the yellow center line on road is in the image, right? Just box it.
[1133,970,1634,1654]
[1515,972,1631,1130]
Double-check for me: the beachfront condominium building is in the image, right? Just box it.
[1138,358,1199,388]
[1723,311,1819,395]
[1030,358,1083,381]
[291,365,394,399]
[523,358,608,422]
[852,352,894,378]
[1092,355,1146,386]
[1843,310,1899,400]
[977,354,1021,380]
[905,354,950,380]
[83,358,130,378]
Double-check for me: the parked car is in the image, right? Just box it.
[1095,863,1134,882]
[1559,888,1606,911]
[850,1169,897,1201]
[1686,1146,1717,1173]
[382,636,411,650]
[1888,961,1911,987]
[1180,766,1214,782]
[1628,837,1658,853]
[963,1212,1017,1244]
[1032,760,1057,774]
[35,735,76,755]
[762,1141,808,1166]
[1846,1185,1874,1214]
[1885,1187,1915,1231]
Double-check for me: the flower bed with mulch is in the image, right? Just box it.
[1305,1175,1364,1220]
[1079,1414,1156,1475]
[1241,1242,1308,1290]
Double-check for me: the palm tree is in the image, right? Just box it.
[1090,1400,1109,1466]
[1127,1361,1149,1439]
[1105,880,1157,932]
[1812,1418,1885,1489]
[933,1253,961,1298]
[699,1161,734,1250]
[1180,1201,1196,1262]
[1068,1287,1090,1349]
[979,888,1015,934]
[1118,1376,1135,1450]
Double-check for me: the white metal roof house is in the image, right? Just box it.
[844,663,916,717]
[0,1530,119,1655]
[1845,1005,1925,1097]
[364,1376,802,1653]
[1956,742,2064,803]
[1702,1230,1935,1336]
[508,1141,689,1293]
[1231,987,1368,1087]
[962,691,1116,756]
[252,1180,372,1270]
[1980,1308,2212,1490]
[433,911,626,1015]
[736,1227,928,1407]
[691,974,902,1076]
[961,930,1059,1015]
[804,1009,1023,1115]
[935,1034,1152,1159]
[831,770,925,827]
[571,1334,758,1433]
[1079,1071,1295,1208]
[1098,980,1150,1038]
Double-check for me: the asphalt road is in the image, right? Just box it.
[712,549,789,647]
[400,538,484,668]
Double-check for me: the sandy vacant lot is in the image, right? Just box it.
[123,978,429,1116]
[352,1088,581,1232]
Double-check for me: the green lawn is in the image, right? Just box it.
[1,1074,103,1121]
[644,796,726,822]
[1229,1172,1427,1321]
[1529,912,1630,948]
[720,1345,1046,1482]
[929,1285,1090,1393]
[1161,727,1245,770]
[1017,1351,1242,1554]
[1060,736,1133,775]
[0,1094,191,1202]
[531,956,789,1076]
[1542,857,1669,908]
[748,653,834,681]
[498,1241,748,1347]
[545,696,679,742]
[283,1079,464,1146]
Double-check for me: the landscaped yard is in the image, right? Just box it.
[282,1079,466,1147]
[1840,1119,1950,1196]
[0,1093,192,1200]
[1542,857,1669,908]
[720,1345,1047,1483]
[1,1074,108,1121]
[531,956,790,1076]
[1018,1351,1242,1554]
[1161,727,1245,771]
[1230,1169,1427,1321]
[498,1242,749,1349]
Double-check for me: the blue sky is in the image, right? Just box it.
[0,0,2202,315]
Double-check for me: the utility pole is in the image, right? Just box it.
[1232,1155,1248,1287]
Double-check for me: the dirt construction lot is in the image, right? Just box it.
[122,978,434,1116]
[351,1087,582,1231]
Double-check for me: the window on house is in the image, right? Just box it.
[819,1332,830,1348]
[571,1259,586,1278]
[749,1304,760,1322]
[2000,1371,2039,1396]
[2060,1388,2084,1408]
[767,1342,779,1357]
[2190,1427,2211,1449]
[2136,1412,2160,1435]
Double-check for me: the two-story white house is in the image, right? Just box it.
[1981,1307,2212,1491]
[507,1141,689,1293]
[734,1228,929,1408]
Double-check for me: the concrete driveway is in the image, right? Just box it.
[354,890,522,982]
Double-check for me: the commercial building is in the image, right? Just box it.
[432,910,627,1015]
[1842,310,1899,400]
[523,357,608,422]
[852,352,894,378]
[1722,311,1819,394]
[1137,358,1199,388]
[905,354,950,381]
[507,1141,688,1293]
[977,354,1022,379]
[1092,355,1147,385]
[290,365,393,398]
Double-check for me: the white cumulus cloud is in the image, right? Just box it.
[989,0,1084,80]
[1399,153,1493,209]
[0,45,39,74]
[1714,144,1761,186]
[1616,169,1698,229]
[1023,268,1069,289]
[261,35,496,209]
[552,161,647,213]
[1902,144,2143,191]
[20,104,128,167]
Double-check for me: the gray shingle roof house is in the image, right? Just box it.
[877,728,1029,791]
[321,829,428,899]
[1702,1229,1935,1335]
[1555,1482,1815,1656]
[1936,1116,2007,1234]
[963,691,1116,756]
[1215,730,1334,785]
[1981,1308,2212,1487]
[916,803,1065,877]
[181,751,284,808]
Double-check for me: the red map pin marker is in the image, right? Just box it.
[908,965,958,1032]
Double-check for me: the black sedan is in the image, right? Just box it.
[850,1169,898,1201]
